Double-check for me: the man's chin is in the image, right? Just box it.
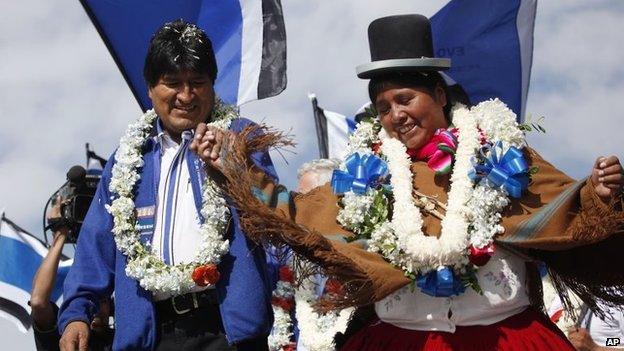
[171,117,201,131]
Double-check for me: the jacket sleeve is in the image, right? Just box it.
[58,154,117,333]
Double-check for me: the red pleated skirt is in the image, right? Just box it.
[340,308,574,351]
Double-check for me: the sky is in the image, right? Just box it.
[1,0,623,348]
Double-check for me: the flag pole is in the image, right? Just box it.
[308,93,329,158]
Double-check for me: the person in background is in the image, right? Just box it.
[567,304,624,350]
[30,198,113,351]
[296,159,341,194]
[543,272,583,333]
[295,158,358,351]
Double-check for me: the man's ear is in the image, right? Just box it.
[148,86,154,100]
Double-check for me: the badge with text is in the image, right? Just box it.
[135,205,155,242]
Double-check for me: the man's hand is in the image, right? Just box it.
[591,155,623,201]
[567,327,599,351]
[47,196,69,240]
[60,321,89,351]
[190,123,226,169]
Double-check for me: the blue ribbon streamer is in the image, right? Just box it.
[416,267,466,297]
[331,153,388,194]
[469,141,530,198]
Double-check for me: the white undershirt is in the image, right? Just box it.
[151,131,210,301]
[375,247,530,332]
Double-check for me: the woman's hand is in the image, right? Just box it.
[591,155,623,201]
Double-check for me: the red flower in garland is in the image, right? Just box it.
[323,278,344,296]
[282,342,297,351]
[279,265,295,283]
[468,243,496,267]
[371,141,382,155]
[477,128,488,145]
[272,296,295,312]
[192,264,221,286]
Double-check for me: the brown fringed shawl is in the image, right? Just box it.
[221,126,624,317]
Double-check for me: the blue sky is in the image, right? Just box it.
[1,0,623,348]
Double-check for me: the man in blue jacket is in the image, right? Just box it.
[58,20,276,351]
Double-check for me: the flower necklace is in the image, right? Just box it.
[268,265,296,351]
[106,100,237,295]
[294,277,353,351]
[268,263,353,351]
[334,99,529,296]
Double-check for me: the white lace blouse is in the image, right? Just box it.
[375,247,530,332]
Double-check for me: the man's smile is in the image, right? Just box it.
[173,104,197,112]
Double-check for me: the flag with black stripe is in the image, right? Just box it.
[309,94,356,159]
[80,0,287,109]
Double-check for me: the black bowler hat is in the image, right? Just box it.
[356,14,450,79]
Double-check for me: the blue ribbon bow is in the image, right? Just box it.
[469,141,530,198]
[416,267,466,297]
[331,153,388,194]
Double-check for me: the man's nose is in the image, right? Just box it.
[177,83,193,103]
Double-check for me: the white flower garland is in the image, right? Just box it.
[336,190,376,235]
[106,103,235,295]
[375,105,477,272]
[268,277,295,351]
[343,120,379,157]
[269,263,354,351]
[340,99,525,282]
[294,277,354,351]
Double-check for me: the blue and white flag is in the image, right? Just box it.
[0,215,72,332]
[309,94,356,159]
[80,0,287,109]
[431,0,537,121]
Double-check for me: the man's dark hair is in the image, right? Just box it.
[143,20,218,87]
[368,72,454,123]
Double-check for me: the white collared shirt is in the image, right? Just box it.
[375,247,530,332]
[151,130,210,300]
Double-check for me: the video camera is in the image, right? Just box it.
[45,165,101,244]
[44,143,106,244]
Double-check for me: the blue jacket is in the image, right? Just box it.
[59,118,278,350]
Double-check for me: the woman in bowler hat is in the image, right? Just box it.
[194,14,624,350]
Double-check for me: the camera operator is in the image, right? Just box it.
[30,197,113,351]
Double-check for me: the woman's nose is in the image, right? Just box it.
[391,106,407,123]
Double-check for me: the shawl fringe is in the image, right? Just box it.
[530,201,624,321]
[525,262,545,314]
